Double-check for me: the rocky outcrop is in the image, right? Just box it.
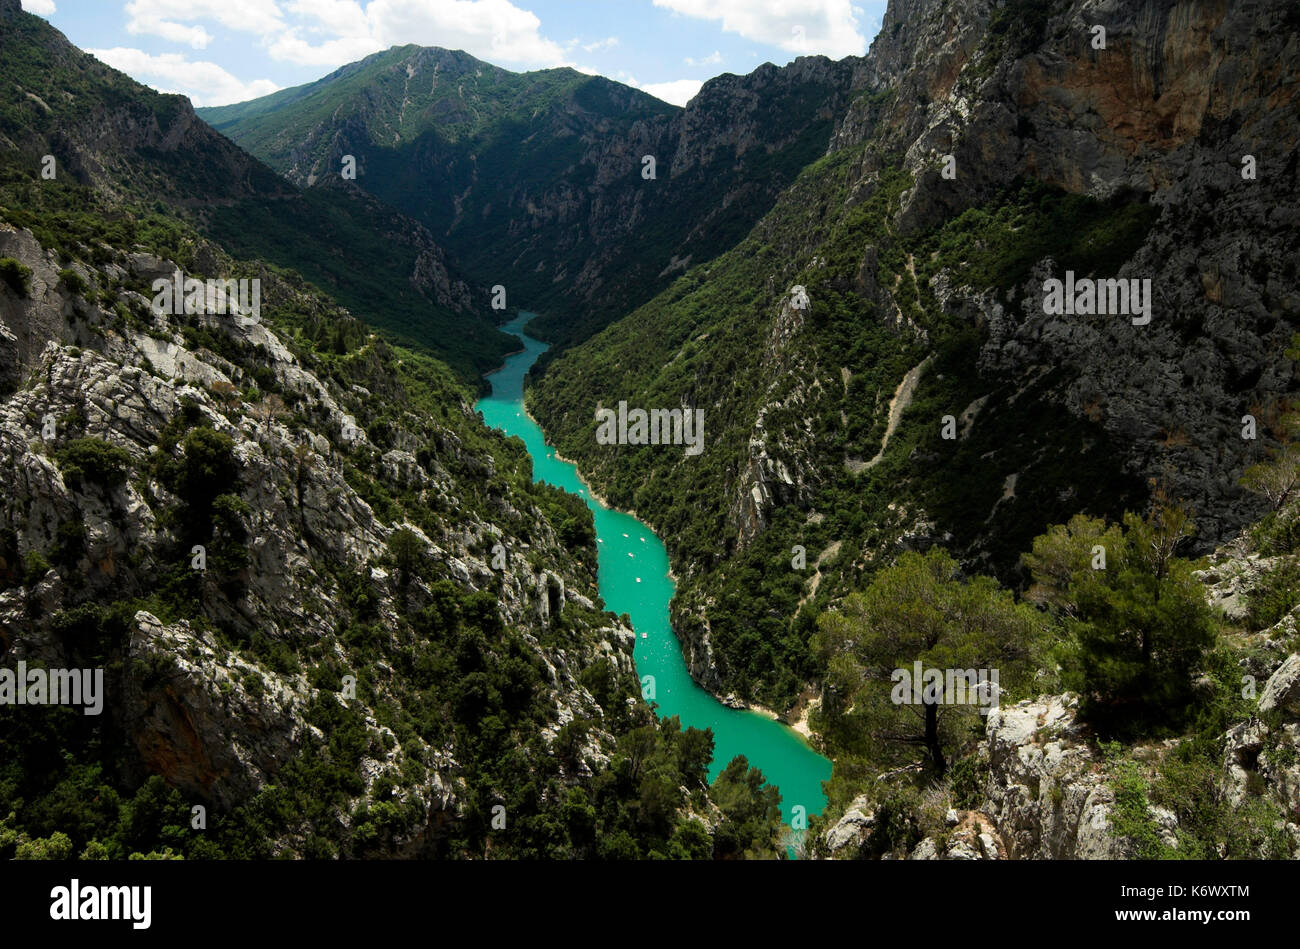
[0,220,634,853]
[672,610,723,696]
[981,694,1131,859]
[122,612,311,810]
[910,811,1006,860]
[837,0,1300,545]
[823,794,875,854]
[728,292,819,550]
[1225,653,1300,824]
[820,675,1300,859]
[1259,654,1300,718]
[1194,542,1274,623]
[1222,681,1300,841]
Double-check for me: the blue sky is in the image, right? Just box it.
[19,0,886,107]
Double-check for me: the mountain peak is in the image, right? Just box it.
[1,0,24,19]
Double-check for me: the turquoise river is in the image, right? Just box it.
[476,312,832,832]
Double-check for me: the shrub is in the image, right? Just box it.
[861,791,921,859]
[1245,559,1300,631]
[54,437,131,488]
[1107,758,1167,859]
[172,427,239,509]
[57,268,89,296]
[51,518,85,571]
[22,550,51,586]
[386,528,425,587]
[946,755,987,810]
[0,257,32,298]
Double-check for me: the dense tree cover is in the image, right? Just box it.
[531,150,1154,710]
[809,496,1300,859]
[0,169,786,861]
[816,548,1047,776]
[572,717,780,860]
[204,188,514,385]
[709,755,784,859]
[53,437,132,489]
[814,503,1221,787]
[1022,504,1216,735]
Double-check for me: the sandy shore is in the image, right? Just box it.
[782,688,822,740]
[742,699,782,722]
[790,698,820,739]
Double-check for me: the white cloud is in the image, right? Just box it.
[652,0,867,59]
[262,0,570,68]
[123,0,286,48]
[87,47,280,107]
[266,30,385,67]
[136,19,212,48]
[109,0,571,74]
[638,78,702,107]
[20,0,56,14]
[614,69,701,108]
[362,0,567,67]
[284,0,369,37]
[581,36,619,53]
[684,50,723,67]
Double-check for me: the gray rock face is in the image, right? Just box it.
[823,795,875,853]
[909,812,1005,861]
[1222,719,1269,807]
[557,54,865,328]
[982,694,1130,859]
[834,0,1300,547]
[1221,714,1300,850]
[1259,655,1300,718]
[1194,546,1272,623]
[0,225,635,849]
[123,612,310,810]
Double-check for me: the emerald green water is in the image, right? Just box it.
[476,312,831,831]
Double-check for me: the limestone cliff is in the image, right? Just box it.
[0,218,634,855]
[530,0,1300,710]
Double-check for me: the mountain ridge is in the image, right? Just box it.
[0,3,792,859]
[0,7,513,382]
[530,0,1300,707]
[197,45,866,348]
[6,0,1300,863]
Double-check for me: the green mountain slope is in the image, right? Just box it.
[0,7,512,383]
[198,46,864,349]
[0,0,787,860]
[529,0,1300,711]
[0,186,782,858]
